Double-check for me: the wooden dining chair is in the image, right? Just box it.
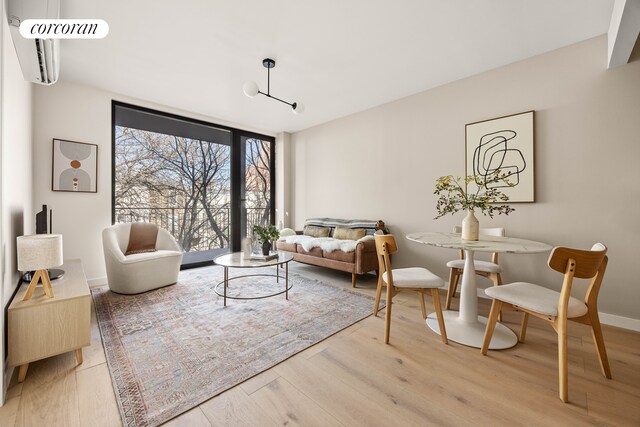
[445,226,505,311]
[480,243,610,402]
[373,234,448,344]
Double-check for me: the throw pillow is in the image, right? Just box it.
[279,228,296,237]
[333,227,366,240]
[303,225,331,238]
[125,223,159,255]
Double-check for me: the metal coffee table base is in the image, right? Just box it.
[214,265,291,306]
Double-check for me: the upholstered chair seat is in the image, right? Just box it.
[445,259,503,274]
[485,282,588,318]
[382,268,443,289]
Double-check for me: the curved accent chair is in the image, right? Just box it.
[102,223,183,294]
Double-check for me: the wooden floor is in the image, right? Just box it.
[2,263,639,426]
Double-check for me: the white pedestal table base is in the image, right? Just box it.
[426,310,518,350]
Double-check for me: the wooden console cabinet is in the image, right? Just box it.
[8,259,90,382]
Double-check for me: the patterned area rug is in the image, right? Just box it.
[92,265,376,426]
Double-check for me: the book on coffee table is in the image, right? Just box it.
[249,253,278,261]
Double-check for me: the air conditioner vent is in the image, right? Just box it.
[7,0,60,86]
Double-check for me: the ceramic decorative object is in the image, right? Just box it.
[242,237,253,258]
[461,210,479,241]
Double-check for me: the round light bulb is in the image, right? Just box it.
[292,102,305,114]
[242,81,259,97]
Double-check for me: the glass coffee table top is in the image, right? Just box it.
[213,251,294,306]
[214,251,294,268]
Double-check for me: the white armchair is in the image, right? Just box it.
[102,223,183,294]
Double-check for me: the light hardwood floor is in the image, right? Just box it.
[1,263,639,426]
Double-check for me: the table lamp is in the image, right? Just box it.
[17,234,63,301]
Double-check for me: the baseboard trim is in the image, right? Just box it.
[88,277,108,288]
[599,312,640,332]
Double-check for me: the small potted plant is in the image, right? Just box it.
[253,224,280,255]
[434,172,515,240]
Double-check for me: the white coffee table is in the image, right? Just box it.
[213,251,294,306]
[406,232,551,349]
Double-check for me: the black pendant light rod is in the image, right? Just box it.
[258,60,296,108]
[243,58,304,113]
[257,90,296,108]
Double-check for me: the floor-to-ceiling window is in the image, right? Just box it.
[112,101,275,268]
[240,134,275,240]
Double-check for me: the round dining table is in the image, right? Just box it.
[406,232,551,349]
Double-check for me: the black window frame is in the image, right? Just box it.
[111,100,276,265]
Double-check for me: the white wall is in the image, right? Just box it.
[33,82,277,284]
[275,132,292,228]
[1,4,34,404]
[290,36,640,323]
[0,0,4,406]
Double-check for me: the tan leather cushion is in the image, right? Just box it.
[297,246,323,257]
[125,223,158,255]
[303,225,331,238]
[276,241,297,252]
[333,227,366,240]
[323,250,355,263]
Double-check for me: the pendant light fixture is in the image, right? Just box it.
[243,58,304,114]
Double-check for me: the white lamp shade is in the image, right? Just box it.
[242,81,259,97]
[17,234,63,271]
[293,102,305,114]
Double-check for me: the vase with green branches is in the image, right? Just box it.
[434,172,515,240]
[253,224,280,255]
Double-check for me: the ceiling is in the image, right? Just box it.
[58,0,615,134]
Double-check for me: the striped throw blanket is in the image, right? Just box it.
[304,218,379,236]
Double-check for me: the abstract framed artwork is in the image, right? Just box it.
[465,110,535,203]
[52,139,98,193]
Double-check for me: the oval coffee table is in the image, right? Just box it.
[213,251,294,306]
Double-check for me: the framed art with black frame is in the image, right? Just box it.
[52,139,98,193]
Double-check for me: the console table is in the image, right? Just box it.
[8,259,91,382]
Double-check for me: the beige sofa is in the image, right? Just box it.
[275,218,384,287]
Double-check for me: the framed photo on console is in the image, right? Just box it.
[465,111,535,203]
[52,139,98,193]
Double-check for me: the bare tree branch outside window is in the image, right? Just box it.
[114,128,272,254]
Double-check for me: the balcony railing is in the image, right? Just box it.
[114,206,270,252]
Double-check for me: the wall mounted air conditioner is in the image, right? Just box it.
[7,0,60,85]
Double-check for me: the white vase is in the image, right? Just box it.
[242,237,253,258]
[461,210,479,241]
